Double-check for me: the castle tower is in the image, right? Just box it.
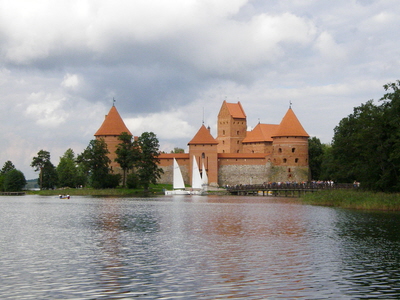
[216,101,247,153]
[271,107,309,181]
[94,105,132,173]
[188,125,219,187]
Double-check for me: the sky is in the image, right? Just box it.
[1,0,399,179]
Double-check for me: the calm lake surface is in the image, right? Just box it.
[1,195,400,299]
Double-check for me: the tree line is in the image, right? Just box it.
[308,80,400,192]
[30,131,163,191]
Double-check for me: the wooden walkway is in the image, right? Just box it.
[226,182,356,197]
[0,192,26,196]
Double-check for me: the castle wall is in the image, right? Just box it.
[242,142,273,154]
[158,154,190,184]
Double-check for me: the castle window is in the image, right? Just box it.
[279,148,282,153]
[295,158,299,163]
[237,150,239,153]
[222,140,225,144]
[292,148,296,153]
[237,141,239,144]
[288,168,291,172]
[223,130,225,135]
[283,158,287,163]
[237,131,240,135]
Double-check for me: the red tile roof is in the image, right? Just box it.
[94,106,132,136]
[272,108,309,137]
[225,101,246,119]
[188,125,219,145]
[242,123,279,143]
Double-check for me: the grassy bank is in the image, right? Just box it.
[301,189,400,211]
[27,184,172,197]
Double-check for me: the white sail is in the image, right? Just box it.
[201,162,208,186]
[191,155,202,189]
[173,158,185,189]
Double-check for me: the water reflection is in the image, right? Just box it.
[1,195,400,299]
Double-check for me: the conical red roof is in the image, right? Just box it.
[188,125,218,145]
[94,105,132,136]
[272,108,308,137]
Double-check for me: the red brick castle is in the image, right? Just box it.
[94,101,309,186]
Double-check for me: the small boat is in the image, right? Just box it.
[59,195,70,199]
[165,158,191,195]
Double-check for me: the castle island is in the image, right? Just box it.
[94,101,309,187]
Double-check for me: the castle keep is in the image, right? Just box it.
[95,101,309,186]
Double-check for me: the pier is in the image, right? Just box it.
[226,182,356,197]
[0,192,26,196]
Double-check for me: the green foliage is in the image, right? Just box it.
[115,132,139,187]
[78,139,111,189]
[126,172,139,189]
[57,148,79,188]
[302,190,400,211]
[329,80,400,192]
[1,160,16,175]
[41,161,58,189]
[3,169,26,192]
[103,173,122,189]
[171,147,184,153]
[31,150,57,189]
[136,132,164,191]
[308,137,324,180]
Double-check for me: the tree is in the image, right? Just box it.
[57,148,78,188]
[31,150,54,190]
[3,169,26,192]
[1,160,16,175]
[171,147,184,153]
[308,137,324,180]
[78,139,111,189]
[329,81,400,191]
[115,132,138,187]
[136,132,164,192]
[331,100,385,188]
[42,161,58,189]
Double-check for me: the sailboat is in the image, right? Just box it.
[164,158,191,195]
[164,156,207,195]
[201,162,208,193]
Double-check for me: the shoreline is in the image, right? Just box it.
[301,190,400,211]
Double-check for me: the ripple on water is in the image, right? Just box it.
[1,196,400,299]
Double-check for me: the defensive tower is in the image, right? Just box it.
[94,105,132,173]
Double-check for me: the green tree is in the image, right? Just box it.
[42,161,58,189]
[171,147,184,153]
[1,160,16,175]
[115,132,138,187]
[31,150,54,189]
[328,81,400,191]
[78,139,111,189]
[3,169,26,192]
[57,148,78,188]
[308,137,324,180]
[331,100,385,188]
[136,132,164,192]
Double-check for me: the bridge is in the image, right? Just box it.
[226,182,357,197]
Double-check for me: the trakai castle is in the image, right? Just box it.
[94,101,310,187]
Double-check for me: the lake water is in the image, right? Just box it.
[1,195,400,299]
